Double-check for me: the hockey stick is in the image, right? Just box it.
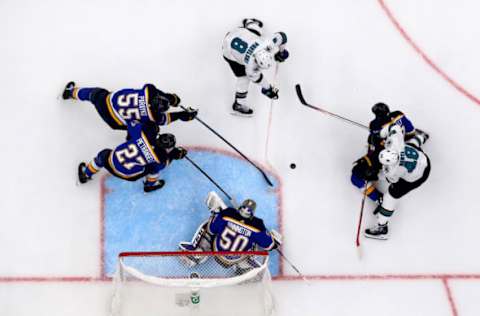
[264,63,279,167]
[181,106,274,187]
[295,84,369,130]
[185,155,237,206]
[355,183,369,259]
[276,249,309,282]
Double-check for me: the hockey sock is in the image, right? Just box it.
[85,160,100,178]
[374,205,394,225]
[73,88,96,101]
[235,91,248,105]
[144,174,160,186]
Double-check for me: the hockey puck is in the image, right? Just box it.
[290,163,296,169]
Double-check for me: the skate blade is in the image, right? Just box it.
[364,233,389,240]
[230,110,254,118]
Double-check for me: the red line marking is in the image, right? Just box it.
[1,274,479,283]
[378,0,480,106]
[274,274,480,281]
[100,174,107,279]
[442,278,459,316]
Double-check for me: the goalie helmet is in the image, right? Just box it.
[238,199,257,219]
[379,148,399,166]
[242,18,263,36]
[254,48,274,69]
[156,133,176,149]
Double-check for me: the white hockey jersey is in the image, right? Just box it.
[382,125,428,183]
[222,28,286,84]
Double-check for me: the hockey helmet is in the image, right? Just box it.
[238,199,257,219]
[243,18,263,36]
[378,148,399,166]
[156,133,176,149]
[372,102,390,118]
[254,48,274,69]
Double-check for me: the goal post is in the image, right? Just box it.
[110,251,274,316]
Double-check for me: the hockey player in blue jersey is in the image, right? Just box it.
[62,81,197,130]
[351,102,429,202]
[77,121,187,192]
[178,192,282,267]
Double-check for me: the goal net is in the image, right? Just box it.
[110,251,274,316]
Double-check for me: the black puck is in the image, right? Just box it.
[290,163,296,169]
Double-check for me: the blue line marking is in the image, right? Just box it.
[103,149,281,276]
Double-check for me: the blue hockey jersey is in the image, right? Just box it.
[108,123,167,180]
[106,84,170,128]
[207,207,274,264]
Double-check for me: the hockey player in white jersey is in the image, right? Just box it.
[223,18,289,116]
[364,124,431,239]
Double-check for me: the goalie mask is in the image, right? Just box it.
[379,148,399,166]
[238,199,257,219]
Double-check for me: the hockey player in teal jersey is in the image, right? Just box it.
[62,82,197,130]
[78,121,187,192]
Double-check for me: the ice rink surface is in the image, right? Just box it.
[1,0,479,315]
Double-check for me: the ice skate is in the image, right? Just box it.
[364,223,389,240]
[231,101,253,117]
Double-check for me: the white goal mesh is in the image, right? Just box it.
[110,251,274,316]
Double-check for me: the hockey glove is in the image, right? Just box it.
[274,49,289,63]
[261,85,279,100]
[170,147,188,160]
[178,108,198,121]
[270,229,283,250]
[166,93,181,107]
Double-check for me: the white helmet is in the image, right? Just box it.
[243,18,263,36]
[254,48,274,69]
[379,149,399,166]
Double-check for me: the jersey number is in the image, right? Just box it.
[117,93,141,120]
[115,144,147,170]
[400,146,419,173]
[231,37,248,54]
[219,227,249,251]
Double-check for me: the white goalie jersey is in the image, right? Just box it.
[381,125,429,183]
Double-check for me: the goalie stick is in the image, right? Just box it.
[295,84,369,130]
[181,106,274,187]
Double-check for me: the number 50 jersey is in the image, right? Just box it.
[207,207,275,254]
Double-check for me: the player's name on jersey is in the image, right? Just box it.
[135,137,156,163]
[227,221,253,237]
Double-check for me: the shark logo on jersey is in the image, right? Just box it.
[244,42,260,64]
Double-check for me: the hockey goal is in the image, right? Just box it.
[110,251,274,316]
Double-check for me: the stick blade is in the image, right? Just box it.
[295,84,308,105]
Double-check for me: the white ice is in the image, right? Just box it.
[1,0,479,315]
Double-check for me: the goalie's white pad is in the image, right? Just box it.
[205,191,227,213]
